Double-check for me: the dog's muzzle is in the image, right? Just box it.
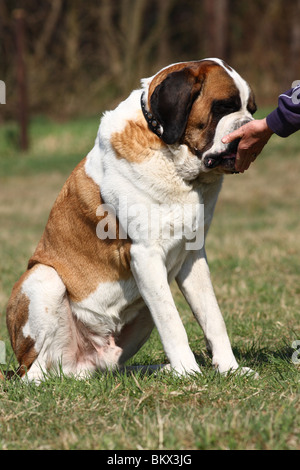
[203,118,252,173]
[203,138,241,170]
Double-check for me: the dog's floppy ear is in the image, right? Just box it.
[150,69,204,145]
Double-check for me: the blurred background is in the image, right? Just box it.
[1,0,300,135]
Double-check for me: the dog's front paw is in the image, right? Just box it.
[233,366,259,379]
[218,365,259,379]
[164,363,202,377]
[213,356,259,379]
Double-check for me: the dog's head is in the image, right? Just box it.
[142,59,256,177]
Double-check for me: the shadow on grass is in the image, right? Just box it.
[232,340,296,369]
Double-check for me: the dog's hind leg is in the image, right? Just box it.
[6,264,67,382]
[116,307,172,375]
[116,306,154,367]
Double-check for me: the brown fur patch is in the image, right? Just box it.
[7,269,32,348]
[111,112,165,163]
[247,88,257,114]
[15,336,38,377]
[28,158,132,302]
[6,268,39,376]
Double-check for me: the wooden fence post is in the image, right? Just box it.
[13,8,29,151]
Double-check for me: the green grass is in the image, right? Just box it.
[0,115,100,177]
[0,112,300,450]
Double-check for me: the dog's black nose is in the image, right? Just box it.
[203,155,221,168]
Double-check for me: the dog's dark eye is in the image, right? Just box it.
[211,97,241,118]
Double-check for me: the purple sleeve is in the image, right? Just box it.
[266,84,300,137]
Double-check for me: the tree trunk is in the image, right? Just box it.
[14,9,29,151]
[203,0,229,60]
[290,0,300,85]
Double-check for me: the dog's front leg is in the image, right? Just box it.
[176,248,240,374]
[130,244,200,376]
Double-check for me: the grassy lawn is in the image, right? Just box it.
[0,111,299,450]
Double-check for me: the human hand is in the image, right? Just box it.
[222,118,273,172]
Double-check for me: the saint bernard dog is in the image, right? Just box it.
[5,58,257,382]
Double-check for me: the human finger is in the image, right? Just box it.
[222,127,244,144]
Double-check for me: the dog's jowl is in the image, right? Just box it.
[6,59,257,382]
